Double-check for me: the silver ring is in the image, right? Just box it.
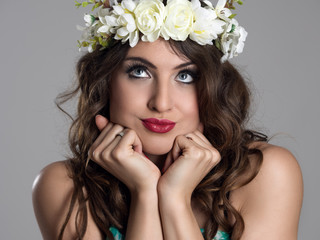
[116,131,124,138]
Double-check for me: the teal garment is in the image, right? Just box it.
[200,228,230,240]
[108,227,230,240]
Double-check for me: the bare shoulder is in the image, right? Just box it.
[230,143,303,239]
[32,161,73,206]
[32,161,102,240]
[252,142,302,183]
[251,142,303,191]
[32,161,72,239]
[32,161,73,196]
[32,161,73,216]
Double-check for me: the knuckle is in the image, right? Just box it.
[190,146,204,159]
[114,124,124,132]
[110,146,124,160]
[92,148,101,161]
[101,148,110,160]
[176,135,185,141]
[211,148,221,163]
[204,149,212,160]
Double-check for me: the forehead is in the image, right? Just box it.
[125,39,192,67]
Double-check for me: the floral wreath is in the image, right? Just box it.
[76,0,247,62]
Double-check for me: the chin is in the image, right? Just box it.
[141,139,174,155]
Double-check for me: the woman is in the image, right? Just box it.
[32,0,303,239]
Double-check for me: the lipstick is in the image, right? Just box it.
[142,118,175,133]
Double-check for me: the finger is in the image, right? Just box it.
[162,151,174,173]
[185,132,220,163]
[172,135,194,161]
[90,124,123,157]
[93,133,122,168]
[186,131,211,147]
[95,115,109,131]
[96,124,124,150]
[89,122,114,155]
[197,122,204,133]
[117,129,143,155]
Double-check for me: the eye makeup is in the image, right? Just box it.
[175,68,198,84]
[123,59,198,83]
[125,61,150,79]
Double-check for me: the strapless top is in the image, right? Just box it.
[108,226,230,240]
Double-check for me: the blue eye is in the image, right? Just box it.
[131,68,148,78]
[126,65,149,79]
[176,71,195,84]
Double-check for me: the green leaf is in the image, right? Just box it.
[92,42,97,51]
[75,1,82,8]
[99,37,108,47]
[92,2,102,11]
[84,42,90,47]
[215,39,221,51]
[230,24,236,33]
[229,14,237,19]
[237,0,243,5]
[82,2,89,7]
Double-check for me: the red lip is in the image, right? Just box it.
[142,118,176,133]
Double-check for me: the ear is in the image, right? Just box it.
[95,115,109,131]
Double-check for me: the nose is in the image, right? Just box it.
[147,79,173,113]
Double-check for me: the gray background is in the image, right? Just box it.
[1,0,319,239]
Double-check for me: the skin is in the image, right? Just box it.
[32,39,303,240]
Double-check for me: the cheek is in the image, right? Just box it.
[109,80,146,124]
[177,89,200,126]
[109,80,128,123]
[186,99,200,124]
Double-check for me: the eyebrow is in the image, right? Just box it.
[123,57,195,70]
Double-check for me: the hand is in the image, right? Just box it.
[89,115,161,194]
[158,130,221,201]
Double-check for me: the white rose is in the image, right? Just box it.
[220,19,248,62]
[161,0,194,41]
[134,0,165,42]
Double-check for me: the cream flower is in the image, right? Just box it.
[190,2,225,45]
[97,7,113,36]
[134,0,166,42]
[77,13,102,52]
[112,0,139,47]
[220,19,248,62]
[161,0,194,41]
[84,14,97,27]
[215,0,232,22]
[76,0,248,61]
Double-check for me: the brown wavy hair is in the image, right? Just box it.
[56,37,267,240]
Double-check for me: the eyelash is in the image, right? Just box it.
[125,62,198,84]
[176,69,197,84]
[125,63,149,79]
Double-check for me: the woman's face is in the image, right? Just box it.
[109,39,200,157]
